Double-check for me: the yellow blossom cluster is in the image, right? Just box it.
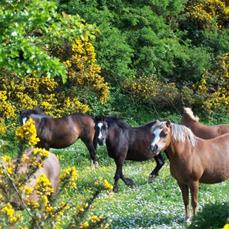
[94,177,113,191]
[0,118,6,135]
[63,97,90,114]
[0,37,109,119]
[1,155,14,175]
[80,214,109,229]
[124,76,179,108]
[30,148,49,168]
[0,203,19,224]
[60,166,77,188]
[16,92,38,110]
[35,173,54,197]
[15,118,40,146]
[65,38,109,104]
[195,53,229,113]
[187,0,228,29]
[0,90,16,119]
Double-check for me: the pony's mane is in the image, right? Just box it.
[183,107,199,122]
[171,123,196,146]
[105,117,131,129]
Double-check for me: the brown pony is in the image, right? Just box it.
[181,107,229,139]
[20,109,97,166]
[150,121,229,219]
[8,148,60,208]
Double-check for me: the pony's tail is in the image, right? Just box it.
[183,107,199,122]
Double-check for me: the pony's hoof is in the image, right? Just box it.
[148,174,157,183]
[125,178,135,187]
[113,186,118,193]
[185,217,192,225]
[91,161,99,168]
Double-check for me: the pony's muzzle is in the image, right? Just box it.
[97,138,105,146]
[150,144,159,156]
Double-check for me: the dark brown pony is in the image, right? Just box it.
[150,121,229,219]
[20,109,97,166]
[94,117,164,192]
[181,107,229,139]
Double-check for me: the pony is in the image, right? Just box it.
[94,117,165,192]
[181,107,229,139]
[4,148,60,209]
[20,109,97,166]
[150,120,229,219]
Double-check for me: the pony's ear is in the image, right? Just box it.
[166,120,171,127]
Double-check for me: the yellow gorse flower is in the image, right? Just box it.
[1,156,14,175]
[15,118,40,146]
[80,221,89,229]
[35,173,54,197]
[89,215,99,223]
[103,179,113,190]
[0,203,19,223]
[60,166,77,188]
[95,177,113,191]
[0,118,6,135]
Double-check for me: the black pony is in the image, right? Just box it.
[94,116,165,192]
[20,109,98,166]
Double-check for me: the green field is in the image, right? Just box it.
[52,138,229,229]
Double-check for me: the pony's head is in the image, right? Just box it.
[94,117,109,146]
[20,109,43,125]
[150,120,196,156]
[150,120,172,156]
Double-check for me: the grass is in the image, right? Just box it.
[53,140,229,229]
[1,111,229,228]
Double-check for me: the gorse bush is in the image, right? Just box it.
[0,118,112,228]
[0,37,109,117]
[187,0,228,30]
[123,76,179,109]
[58,0,228,116]
[194,52,229,114]
[0,0,109,118]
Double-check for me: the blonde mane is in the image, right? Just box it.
[183,107,199,122]
[171,123,196,147]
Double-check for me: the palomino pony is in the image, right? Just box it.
[150,121,229,219]
[94,117,165,192]
[181,107,229,139]
[9,148,60,209]
[20,109,97,166]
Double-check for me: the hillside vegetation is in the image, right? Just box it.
[0,0,228,228]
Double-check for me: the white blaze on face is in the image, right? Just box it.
[151,127,162,148]
[97,122,104,140]
[22,117,28,125]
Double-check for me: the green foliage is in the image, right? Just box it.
[0,0,97,83]
[58,0,228,116]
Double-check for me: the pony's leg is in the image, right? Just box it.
[190,181,199,217]
[148,153,165,183]
[178,182,190,220]
[113,156,135,192]
[82,138,98,167]
[113,160,122,192]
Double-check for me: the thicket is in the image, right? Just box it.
[0,0,109,123]
[59,0,229,115]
